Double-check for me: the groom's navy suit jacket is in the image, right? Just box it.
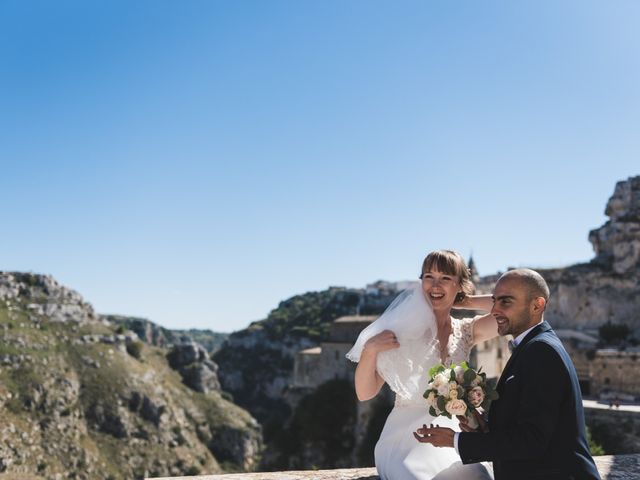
[458,321,600,480]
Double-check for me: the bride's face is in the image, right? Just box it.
[420,268,461,313]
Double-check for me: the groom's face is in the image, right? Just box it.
[491,277,533,337]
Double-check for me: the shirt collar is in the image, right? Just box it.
[513,320,544,347]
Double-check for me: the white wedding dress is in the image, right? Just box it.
[347,285,493,480]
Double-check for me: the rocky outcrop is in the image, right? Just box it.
[167,342,221,393]
[0,272,261,480]
[0,272,98,324]
[104,315,173,346]
[590,176,640,274]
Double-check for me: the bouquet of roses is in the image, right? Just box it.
[423,362,498,427]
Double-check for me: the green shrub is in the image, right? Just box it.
[185,466,201,475]
[586,425,605,455]
[126,341,143,360]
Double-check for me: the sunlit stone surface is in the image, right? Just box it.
[148,454,640,480]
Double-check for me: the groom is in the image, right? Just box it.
[414,269,600,480]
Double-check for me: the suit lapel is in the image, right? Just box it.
[496,321,552,390]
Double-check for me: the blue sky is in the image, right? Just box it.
[1,1,638,332]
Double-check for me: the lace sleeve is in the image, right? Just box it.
[460,315,483,350]
[462,315,484,350]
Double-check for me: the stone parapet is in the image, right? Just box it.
[147,454,640,480]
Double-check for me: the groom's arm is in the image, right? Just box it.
[458,342,569,463]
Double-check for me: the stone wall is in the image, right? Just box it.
[329,317,376,344]
[585,407,640,454]
[146,454,640,479]
[589,349,640,397]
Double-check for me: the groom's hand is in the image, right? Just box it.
[413,424,455,448]
[457,415,476,432]
[458,410,489,433]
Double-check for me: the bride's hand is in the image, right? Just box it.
[364,330,400,354]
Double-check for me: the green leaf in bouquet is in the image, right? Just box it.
[423,389,434,399]
[457,386,465,399]
[428,364,445,379]
[437,396,446,412]
[460,361,470,370]
[463,368,476,385]
[429,406,437,417]
[450,369,457,382]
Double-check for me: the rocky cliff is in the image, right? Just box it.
[475,175,640,331]
[0,272,261,480]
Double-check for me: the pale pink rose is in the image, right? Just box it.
[467,386,485,407]
[448,381,459,399]
[445,398,467,416]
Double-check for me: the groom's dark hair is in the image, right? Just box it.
[502,269,550,306]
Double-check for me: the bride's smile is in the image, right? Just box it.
[420,270,461,311]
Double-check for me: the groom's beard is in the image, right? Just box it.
[496,311,531,337]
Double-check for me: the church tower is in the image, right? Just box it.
[468,254,480,284]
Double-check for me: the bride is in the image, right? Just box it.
[347,250,498,479]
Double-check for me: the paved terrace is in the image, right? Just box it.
[149,454,640,480]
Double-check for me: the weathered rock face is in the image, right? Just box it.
[589,176,640,274]
[0,272,261,480]
[542,264,640,330]
[168,342,222,393]
[0,272,97,324]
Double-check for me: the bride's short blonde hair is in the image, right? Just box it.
[421,250,475,303]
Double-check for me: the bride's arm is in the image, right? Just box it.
[452,294,499,344]
[453,294,493,312]
[472,313,499,345]
[354,330,398,401]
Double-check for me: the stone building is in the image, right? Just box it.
[473,336,511,380]
[292,315,377,389]
[589,348,640,398]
